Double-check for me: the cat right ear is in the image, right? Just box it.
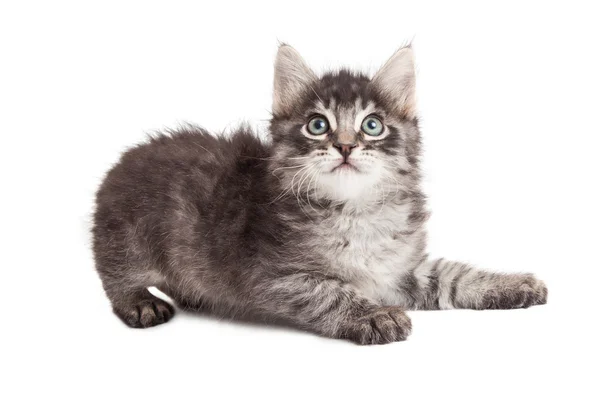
[371,46,417,120]
[272,44,316,116]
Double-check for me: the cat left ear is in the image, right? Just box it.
[372,46,417,119]
[273,44,317,116]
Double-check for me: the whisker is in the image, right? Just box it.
[306,168,321,212]
[294,167,313,204]
[293,168,315,217]
[271,164,308,176]
[269,164,312,204]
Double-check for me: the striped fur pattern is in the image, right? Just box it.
[92,45,547,344]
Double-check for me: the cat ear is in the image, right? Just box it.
[273,44,317,116]
[372,46,417,119]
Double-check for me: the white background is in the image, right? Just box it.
[2,1,599,399]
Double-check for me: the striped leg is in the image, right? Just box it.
[404,258,548,310]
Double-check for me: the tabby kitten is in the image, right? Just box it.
[93,44,547,344]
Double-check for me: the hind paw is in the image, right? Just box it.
[113,294,175,328]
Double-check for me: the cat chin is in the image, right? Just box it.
[317,170,382,202]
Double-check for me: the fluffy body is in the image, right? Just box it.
[93,45,547,344]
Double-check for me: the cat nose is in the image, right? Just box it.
[333,143,357,160]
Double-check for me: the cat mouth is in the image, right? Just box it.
[331,162,359,173]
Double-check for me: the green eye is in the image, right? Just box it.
[307,116,329,135]
[361,116,384,136]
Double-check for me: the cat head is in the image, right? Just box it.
[269,44,421,205]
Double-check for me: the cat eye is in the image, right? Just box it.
[361,116,384,136]
[307,116,330,135]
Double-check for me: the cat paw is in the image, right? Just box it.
[341,306,412,345]
[113,296,175,328]
[479,274,548,310]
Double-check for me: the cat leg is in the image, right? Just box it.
[94,218,176,327]
[402,258,548,310]
[96,263,175,328]
[255,273,412,344]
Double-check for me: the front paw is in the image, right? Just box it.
[479,274,548,310]
[341,306,412,345]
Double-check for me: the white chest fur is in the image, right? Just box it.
[311,202,418,305]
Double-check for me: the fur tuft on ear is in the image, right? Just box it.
[372,46,417,119]
[273,44,316,116]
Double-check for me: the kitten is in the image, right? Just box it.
[92,44,547,344]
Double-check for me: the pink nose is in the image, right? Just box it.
[333,143,356,161]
